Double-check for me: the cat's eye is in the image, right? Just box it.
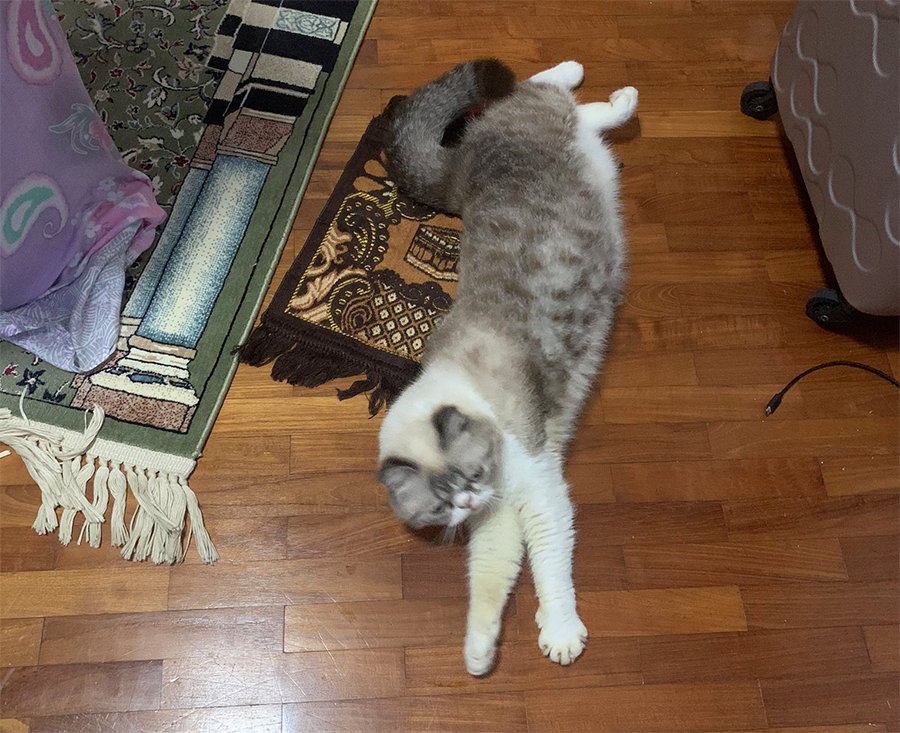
[471,467,484,481]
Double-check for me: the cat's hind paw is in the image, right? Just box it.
[529,60,584,90]
[538,615,588,666]
[464,629,498,677]
[609,86,639,117]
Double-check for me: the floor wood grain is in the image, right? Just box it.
[1,1,897,730]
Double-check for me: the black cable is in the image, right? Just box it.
[765,360,900,416]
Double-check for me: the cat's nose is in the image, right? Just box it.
[455,493,472,509]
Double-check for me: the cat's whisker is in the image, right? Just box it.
[483,494,502,514]
[441,524,458,545]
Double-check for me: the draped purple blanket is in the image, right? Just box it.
[0,0,165,372]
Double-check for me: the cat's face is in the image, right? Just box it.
[378,405,501,528]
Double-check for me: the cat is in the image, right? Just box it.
[377,59,637,676]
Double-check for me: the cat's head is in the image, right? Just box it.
[378,404,502,529]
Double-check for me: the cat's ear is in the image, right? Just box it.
[432,405,470,449]
[378,457,419,492]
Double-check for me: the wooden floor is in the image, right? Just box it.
[2,1,899,731]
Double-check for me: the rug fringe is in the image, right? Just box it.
[337,372,411,416]
[236,321,293,366]
[239,321,418,415]
[0,405,217,564]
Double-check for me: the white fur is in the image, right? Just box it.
[464,498,524,675]
[576,87,638,193]
[380,362,588,675]
[528,60,584,89]
[379,361,496,472]
[578,86,639,131]
[487,435,587,669]
[573,86,638,238]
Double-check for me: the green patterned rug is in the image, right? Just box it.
[0,0,375,564]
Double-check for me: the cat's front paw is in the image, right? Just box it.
[537,614,588,666]
[464,629,498,677]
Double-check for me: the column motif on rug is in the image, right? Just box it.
[72,0,358,432]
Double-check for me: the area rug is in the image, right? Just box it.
[240,101,462,414]
[0,0,376,564]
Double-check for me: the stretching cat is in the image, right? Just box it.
[378,59,637,676]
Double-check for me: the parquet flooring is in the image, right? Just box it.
[2,1,898,731]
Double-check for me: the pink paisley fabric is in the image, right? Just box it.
[0,0,165,371]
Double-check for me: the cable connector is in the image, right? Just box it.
[765,392,784,416]
[763,360,899,417]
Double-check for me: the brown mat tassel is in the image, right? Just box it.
[239,319,419,416]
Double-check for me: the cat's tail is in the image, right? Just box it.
[385,59,515,212]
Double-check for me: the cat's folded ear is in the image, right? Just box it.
[432,405,471,449]
[378,457,419,492]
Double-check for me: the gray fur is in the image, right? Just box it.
[382,413,500,529]
[387,58,515,212]
[381,60,627,524]
[432,405,470,450]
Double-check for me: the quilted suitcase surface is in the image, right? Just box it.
[772,0,900,316]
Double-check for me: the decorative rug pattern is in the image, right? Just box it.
[0,0,376,563]
[240,103,461,414]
